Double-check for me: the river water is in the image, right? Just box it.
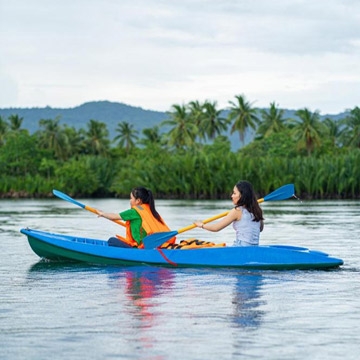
[1,198,359,359]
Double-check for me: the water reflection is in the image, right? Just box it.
[28,262,265,332]
[231,273,265,329]
[108,266,175,328]
[28,260,92,273]
[105,266,175,357]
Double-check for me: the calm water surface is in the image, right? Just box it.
[1,198,360,360]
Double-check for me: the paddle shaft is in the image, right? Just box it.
[176,196,268,235]
[53,190,126,227]
[178,211,229,234]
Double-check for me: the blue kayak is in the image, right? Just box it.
[20,228,344,270]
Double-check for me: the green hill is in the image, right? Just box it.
[0,100,168,136]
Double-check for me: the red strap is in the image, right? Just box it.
[157,248,177,266]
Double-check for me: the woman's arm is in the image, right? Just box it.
[96,210,122,221]
[194,208,241,232]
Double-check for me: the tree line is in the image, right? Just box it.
[0,95,359,199]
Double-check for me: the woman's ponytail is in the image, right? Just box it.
[131,187,163,224]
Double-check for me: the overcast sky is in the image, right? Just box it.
[1,0,359,114]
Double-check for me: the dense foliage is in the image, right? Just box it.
[1,96,359,199]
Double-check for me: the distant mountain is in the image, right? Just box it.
[0,101,168,137]
[0,101,350,150]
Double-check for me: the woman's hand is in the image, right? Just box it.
[95,209,106,218]
[194,220,204,228]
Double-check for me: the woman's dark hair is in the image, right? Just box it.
[131,187,164,224]
[235,180,264,222]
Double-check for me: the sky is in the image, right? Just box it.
[1,0,360,115]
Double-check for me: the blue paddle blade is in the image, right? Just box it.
[52,189,86,209]
[143,230,178,249]
[263,184,294,202]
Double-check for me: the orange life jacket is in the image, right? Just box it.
[116,204,176,249]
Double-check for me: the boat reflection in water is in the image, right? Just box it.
[231,273,265,329]
[27,261,266,356]
[108,266,175,329]
[108,267,266,333]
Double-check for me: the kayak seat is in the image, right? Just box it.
[108,237,134,248]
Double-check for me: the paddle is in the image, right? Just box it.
[142,184,295,249]
[52,189,126,227]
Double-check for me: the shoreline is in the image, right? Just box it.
[1,191,359,201]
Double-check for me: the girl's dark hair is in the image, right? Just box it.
[235,180,264,222]
[131,187,164,224]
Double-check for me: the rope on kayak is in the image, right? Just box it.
[157,248,177,266]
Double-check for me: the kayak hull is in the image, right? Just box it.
[20,228,344,270]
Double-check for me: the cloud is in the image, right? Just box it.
[0,0,359,113]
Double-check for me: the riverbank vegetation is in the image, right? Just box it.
[1,95,359,199]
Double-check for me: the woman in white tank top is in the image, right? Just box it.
[194,180,264,246]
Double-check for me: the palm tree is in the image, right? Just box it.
[341,106,360,148]
[161,104,198,150]
[0,115,8,146]
[139,126,163,147]
[188,100,205,125]
[38,116,69,160]
[62,125,85,158]
[256,102,286,139]
[227,94,260,145]
[114,121,139,154]
[323,117,345,147]
[8,114,23,131]
[188,100,206,141]
[84,119,110,156]
[290,108,325,156]
[201,100,228,141]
